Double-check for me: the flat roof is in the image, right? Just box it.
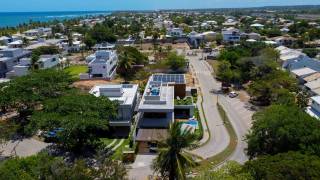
[90,84,138,105]
[291,67,317,77]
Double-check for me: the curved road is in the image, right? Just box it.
[189,55,253,164]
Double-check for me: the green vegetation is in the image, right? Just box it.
[195,161,253,180]
[64,65,88,78]
[165,52,187,71]
[244,152,320,180]
[217,42,298,106]
[174,96,193,105]
[0,153,127,180]
[246,105,320,158]
[152,122,197,180]
[117,46,148,80]
[27,94,117,152]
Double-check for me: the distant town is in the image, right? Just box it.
[1,5,320,180]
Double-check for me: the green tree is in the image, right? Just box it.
[152,122,197,180]
[165,52,187,71]
[217,60,233,83]
[0,153,127,179]
[246,105,320,158]
[28,94,117,152]
[245,152,320,180]
[84,34,96,50]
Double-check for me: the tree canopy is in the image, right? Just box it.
[165,52,187,71]
[244,152,320,180]
[27,94,117,152]
[246,105,320,158]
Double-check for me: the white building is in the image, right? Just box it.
[87,50,118,79]
[0,48,31,78]
[167,28,184,37]
[23,27,52,37]
[90,84,139,127]
[6,58,31,77]
[38,54,60,69]
[276,46,320,71]
[222,27,241,43]
[306,96,320,120]
[291,67,317,84]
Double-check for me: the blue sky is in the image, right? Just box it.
[1,0,320,12]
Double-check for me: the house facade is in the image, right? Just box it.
[222,27,241,43]
[135,74,195,153]
[0,48,31,78]
[306,96,320,120]
[90,84,139,127]
[87,50,118,79]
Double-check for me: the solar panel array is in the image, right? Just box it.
[152,74,185,84]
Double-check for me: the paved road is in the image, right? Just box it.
[189,57,230,159]
[188,53,253,163]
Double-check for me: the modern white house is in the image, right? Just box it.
[135,74,195,153]
[0,48,31,78]
[87,50,118,79]
[250,23,264,29]
[167,28,184,37]
[222,27,241,43]
[6,58,31,77]
[61,41,83,52]
[0,36,10,45]
[306,96,320,120]
[38,55,60,69]
[90,84,139,127]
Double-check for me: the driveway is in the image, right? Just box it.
[0,138,50,157]
[128,154,157,180]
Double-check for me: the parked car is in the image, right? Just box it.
[228,91,238,98]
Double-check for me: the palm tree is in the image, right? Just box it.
[118,52,133,80]
[152,122,197,180]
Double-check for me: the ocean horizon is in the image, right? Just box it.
[0,11,111,28]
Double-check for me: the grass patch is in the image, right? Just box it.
[194,102,238,171]
[207,60,220,75]
[111,139,131,160]
[64,65,88,78]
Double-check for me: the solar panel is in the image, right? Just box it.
[152,74,185,84]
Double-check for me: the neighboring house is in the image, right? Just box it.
[23,27,52,37]
[135,74,195,153]
[247,32,261,40]
[0,36,10,45]
[92,43,116,51]
[6,58,31,78]
[0,48,31,78]
[37,54,60,69]
[291,67,317,84]
[8,40,23,48]
[222,27,241,43]
[167,28,184,37]
[303,72,320,83]
[250,23,264,29]
[276,46,320,71]
[222,19,238,26]
[61,41,83,52]
[271,36,297,46]
[305,79,320,96]
[90,84,139,129]
[87,50,118,79]
[306,96,320,120]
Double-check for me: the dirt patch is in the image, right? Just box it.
[72,77,125,91]
[238,90,251,102]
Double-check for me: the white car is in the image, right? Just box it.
[228,91,238,98]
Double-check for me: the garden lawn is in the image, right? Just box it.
[64,65,88,78]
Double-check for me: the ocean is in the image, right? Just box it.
[0,11,111,28]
